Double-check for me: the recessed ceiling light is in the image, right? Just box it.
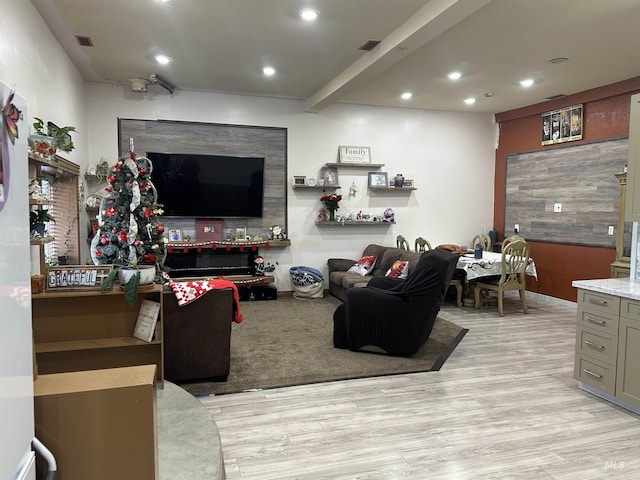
[448,71,462,80]
[155,54,172,65]
[484,92,494,98]
[262,66,276,76]
[520,79,535,87]
[401,92,412,100]
[299,8,319,21]
[464,97,476,105]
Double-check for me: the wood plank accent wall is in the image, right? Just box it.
[495,76,640,301]
[118,119,287,240]
[505,138,627,248]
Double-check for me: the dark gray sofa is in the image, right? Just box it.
[327,244,422,301]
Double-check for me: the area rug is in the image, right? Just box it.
[179,295,468,396]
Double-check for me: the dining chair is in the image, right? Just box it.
[471,233,492,251]
[473,239,530,316]
[502,234,525,249]
[414,237,432,253]
[396,235,410,251]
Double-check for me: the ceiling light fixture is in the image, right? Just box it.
[155,54,172,65]
[549,57,569,64]
[401,92,412,100]
[520,79,535,88]
[464,97,476,105]
[262,66,276,76]
[299,8,319,21]
[448,71,461,80]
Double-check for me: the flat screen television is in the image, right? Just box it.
[147,152,265,217]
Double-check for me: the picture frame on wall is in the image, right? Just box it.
[338,145,371,164]
[368,172,388,188]
[321,166,339,186]
[169,228,182,242]
[541,104,583,145]
[235,227,247,241]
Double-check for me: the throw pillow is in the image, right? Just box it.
[385,260,409,278]
[347,255,377,276]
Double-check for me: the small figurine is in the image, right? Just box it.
[383,207,395,223]
[254,255,265,276]
[356,210,363,221]
[29,179,48,202]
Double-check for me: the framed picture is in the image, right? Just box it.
[293,176,306,186]
[541,104,583,145]
[338,145,371,164]
[368,171,388,188]
[169,228,182,242]
[44,265,113,292]
[235,227,247,241]
[321,166,339,186]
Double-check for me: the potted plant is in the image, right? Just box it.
[101,258,159,309]
[29,117,77,155]
[30,209,55,237]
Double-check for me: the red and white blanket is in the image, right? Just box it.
[167,278,243,323]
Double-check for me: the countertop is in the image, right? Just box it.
[572,277,640,300]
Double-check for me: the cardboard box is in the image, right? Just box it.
[34,365,157,480]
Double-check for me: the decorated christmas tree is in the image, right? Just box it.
[90,147,166,304]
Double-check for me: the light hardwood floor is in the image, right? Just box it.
[199,294,640,479]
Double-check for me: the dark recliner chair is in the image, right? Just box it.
[333,249,458,356]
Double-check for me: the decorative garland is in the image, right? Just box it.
[166,240,272,253]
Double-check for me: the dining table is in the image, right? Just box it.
[456,250,538,281]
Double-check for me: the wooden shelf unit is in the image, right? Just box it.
[31,285,164,385]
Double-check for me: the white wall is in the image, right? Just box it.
[0,1,85,476]
[85,84,497,287]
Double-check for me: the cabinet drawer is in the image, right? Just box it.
[574,354,616,395]
[575,326,618,365]
[620,298,640,321]
[576,307,619,335]
[577,290,620,316]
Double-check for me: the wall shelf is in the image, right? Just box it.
[315,221,394,226]
[324,163,385,168]
[369,186,417,192]
[292,185,341,190]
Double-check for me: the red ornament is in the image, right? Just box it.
[143,207,152,218]
[107,175,116,184]
[134,240,141,246]
[112,228,117,233]
[138,168,147,176]
[118,230,128,243]
[115,162,123,171]
[100,237,108,245]
[106,206,117,217]
[140,182,148,190]
[156,225,165,234]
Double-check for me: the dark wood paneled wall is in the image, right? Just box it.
[505,138,627,247]
[495,76,640,301]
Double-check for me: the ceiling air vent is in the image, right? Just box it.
[359,39,381,51]
[545,94,566,100]
[75,35,94,47]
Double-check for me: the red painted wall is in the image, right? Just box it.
[495,77,640,301]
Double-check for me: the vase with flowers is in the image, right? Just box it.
[320,193,342,221]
